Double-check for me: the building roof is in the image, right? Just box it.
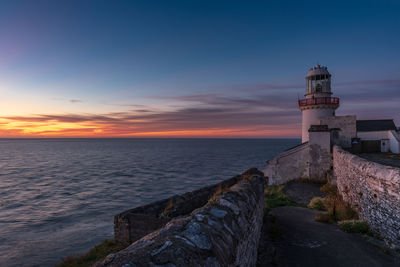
[356,119,397,132]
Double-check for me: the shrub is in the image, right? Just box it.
[320,183,338,196]
[331,199,358,221]
[323,194,358,221]
[315,213,331,223]
[320,182,358,221]
[308,197,326,211]
[338,220,369,234]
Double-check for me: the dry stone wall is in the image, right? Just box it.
[114,175,242,247]
[96,169,265,266]
[333,146,400,248]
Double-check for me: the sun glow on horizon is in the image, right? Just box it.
[0,116,300,138]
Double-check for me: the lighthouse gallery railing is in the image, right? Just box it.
[298,97,339,107]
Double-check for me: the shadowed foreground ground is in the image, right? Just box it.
[258,182,400,267]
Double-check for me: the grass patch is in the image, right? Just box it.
[264,185,295,211]
[338,220,369,234]
[56,239,126,267]
[308,197,326,211]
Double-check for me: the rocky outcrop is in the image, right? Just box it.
[333,146,400,248]
[96,169,265,266]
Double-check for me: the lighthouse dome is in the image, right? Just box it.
[306,65,330,78]
[305,64,332,95]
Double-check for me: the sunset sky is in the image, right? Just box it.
[0,0,399,137]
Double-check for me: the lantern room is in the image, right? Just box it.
[305,65,332,96]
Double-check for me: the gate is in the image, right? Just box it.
[361,140,381,153]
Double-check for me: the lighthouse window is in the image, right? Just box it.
[316,84,322,92]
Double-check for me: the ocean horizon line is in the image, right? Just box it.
[0,137,301,140]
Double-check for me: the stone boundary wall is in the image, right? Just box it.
[95,169,265,266]
[114,174,244,247]
[333,146,400,248]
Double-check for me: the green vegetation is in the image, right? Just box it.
[308,197,326,211]
[56,239,126,267]
[264,185,295,211]
[320,183,338,196]
[338,220,369,234]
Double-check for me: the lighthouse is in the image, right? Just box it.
[299,65,340,142]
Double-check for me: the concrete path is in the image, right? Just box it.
[357,153,400,168]
[257,182,400,267]
[263,207,399,267]
[282,181,325,205]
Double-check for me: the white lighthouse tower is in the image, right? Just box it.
[299,65,339,142]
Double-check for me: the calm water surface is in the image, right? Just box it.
[0,138,299,266]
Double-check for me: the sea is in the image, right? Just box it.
[0,138,299,267]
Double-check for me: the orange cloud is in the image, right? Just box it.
[0,90,306,138]
[0,109,300,138]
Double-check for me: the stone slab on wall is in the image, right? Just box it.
[333,146,400,248]
[114,175,242,246]
[264,142,309,185]
[95,170,265,267]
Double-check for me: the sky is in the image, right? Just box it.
[0,0,399,137]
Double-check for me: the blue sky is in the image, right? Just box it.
[0,0,399,137]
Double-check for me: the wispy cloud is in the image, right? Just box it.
[1,78,398,137]
[0,100,300,137]
[52,98,84,104]
[69,99,83,103]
